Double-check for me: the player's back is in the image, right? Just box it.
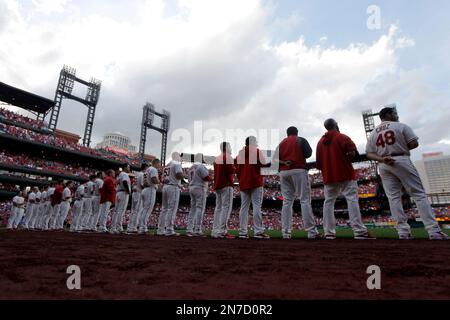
[162,161,182,186]
[188,163,209,188]
[366,121,418,157]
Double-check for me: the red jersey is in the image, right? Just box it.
[277,136,312,171]
[100,176,116,204]
[235,146,266,191]
[51,185,63,206]
[316,130,357,184]
[213,153,235,190]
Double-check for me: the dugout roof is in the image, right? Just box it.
[0,82,54,114]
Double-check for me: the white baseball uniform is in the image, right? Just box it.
[158,161,182,235]
[56,187,72,230]
[128,172,144,232]
[36,190,47,229]
[29,191,41,229]
[138,166,159,233]
[111,171,130,233]
[23,192,36,229]
[88,178,104,230]
[187,163,209,235]
[43,187,55,230]
[71,185,85,231]
[8,195,25,229]
[81,181,94,230]
[366,120,442,237]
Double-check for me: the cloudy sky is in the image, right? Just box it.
[1,0,450,161]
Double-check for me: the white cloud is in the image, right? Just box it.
[0,0,448,161]
[32,0,71,14]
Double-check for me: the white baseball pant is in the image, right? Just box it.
[42,202,53,230]
[323,180,368,237]
[187,186,208,234]
[7,207,18,229]
[56,200,71,230]
[239,187,265,236]
[81,198,93,230]
[29,202,43,229]
[128,192,142,232]
[50,204,61,230]
[280,169,318,238]
[98,201,112,232]
[13,208,25,229]
[158,185,180,235]
[70,199,84,231]
[211,186,234,237]
[111,192,129,232]
[88,196,101,230]
[138,187,157,233]
[23,203,35,229]
[379,156,442,237]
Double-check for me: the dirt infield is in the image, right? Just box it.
[0,229,449,300]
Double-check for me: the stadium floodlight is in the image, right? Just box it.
[39,65,102,147]
[138,103,171,166]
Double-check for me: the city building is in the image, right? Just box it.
[96,132,137,154]
[415,152,450,204]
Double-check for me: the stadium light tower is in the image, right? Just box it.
[138,102,171,166]
[362,103,398,139]
[39,65,102,147]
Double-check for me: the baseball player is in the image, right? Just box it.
[98,169,116,232]
[56,181,73,230]
[70,182,85,232]
[138,158,161,234]
[81,175,95,231]
[23,187,37,230]
[157,152,183,236]
[8,189,25,229]
[36,185,49,230]
[128,163,147,233]
[186,154,210,237]
[366,107,448,240]
[42,182,56,230]
[49,180,63,230]
[273,127,319,239]
[110,164,131,233]
[211,142,236,239]
[236,137,270,239]
[29,187,42,230]
[316,119,373,240]
[88,172,104,231]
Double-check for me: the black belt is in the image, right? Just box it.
[388,152,407,157]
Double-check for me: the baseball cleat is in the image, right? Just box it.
[399,233,413,240]
[186,232,195,237]
[254,233,270,239]
[325,234,336,240]
[308,233,323,239]
[282,234,291,239]
[238,234,249,239]
[354,233,376,240]
[165,232,181,237]
[211,234,224,239]
[429,232,449,240]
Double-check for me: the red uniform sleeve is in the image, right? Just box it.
[316,140,323,170]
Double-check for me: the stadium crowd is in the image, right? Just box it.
[0,151,95,179]
[0,107,47,130]
[0,122,140,166]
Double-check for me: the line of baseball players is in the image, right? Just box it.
[6,106,449,240]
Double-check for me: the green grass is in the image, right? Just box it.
[172,227,450,239]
